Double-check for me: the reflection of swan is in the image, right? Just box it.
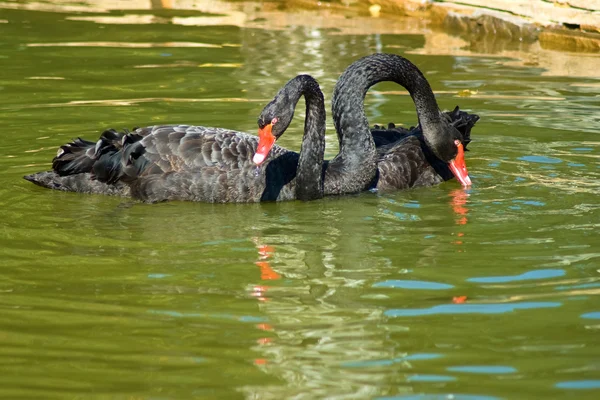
[23,75,325,203]
[449,189,469,226]
[256,53,478,197]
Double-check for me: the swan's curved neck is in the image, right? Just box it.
[330,54,444,193]
[335,53,443,134]
[292,76,326,201]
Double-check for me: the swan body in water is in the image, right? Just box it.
[24,53,478,202]
[255,53,477,199]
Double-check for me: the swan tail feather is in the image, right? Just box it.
[51,128,129,176]
[24,171,69,190]
[50,128,147,185]
[26,128,147,194]
[23,171,130,196]
[119,136,152,181]
[91,131,145,184]
[445,106,479,151]
[52,137,97,176]
[371,124,412,147]
[372,106,478,150]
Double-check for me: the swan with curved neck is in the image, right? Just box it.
[255,74,326,201]
[255,53,474,192]
[25,54,475,202]
[24,75,326,203]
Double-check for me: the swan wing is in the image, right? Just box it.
[134,125,259,174]
[376,135,443,190]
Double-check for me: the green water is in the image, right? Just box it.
[1,2,599,399]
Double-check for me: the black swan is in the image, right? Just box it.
[25,53,477,203]
[255,53,477,193]
[24,75,326,203]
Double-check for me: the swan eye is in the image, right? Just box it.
[454,139,461,147]
[271,117,278,125]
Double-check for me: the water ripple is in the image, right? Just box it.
[385,302,562,317]
[467,269,565,283]
[447,366,517,374]
[342,353,442,368]
[581,312,600,319]
[555,380,600,389]
[518,155,563,164]
[406,374,456,382]
[373,280,454,290]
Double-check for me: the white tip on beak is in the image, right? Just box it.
[253,152,266,165]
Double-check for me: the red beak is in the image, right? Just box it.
[448,141,472,187]
[253,123,276,165]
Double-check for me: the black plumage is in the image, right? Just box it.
[24,54,479,203]
[24,76,325,203]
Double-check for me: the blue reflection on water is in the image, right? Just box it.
[382,209,421,221]
[407,374,456,382]
[512,199,545,206]
[404,353,442,361]
[468,269,565,283]
[556,283,600,291]
[373,280,454,290]
[518,155,562,164]
[581,312,600,319]
[555,380,600,389]
[385,302,561,317]
[447,366,517,374]
[397,212,421,221]
[148,273,171,279]
[148,310,268,322]
[239,315,268,322]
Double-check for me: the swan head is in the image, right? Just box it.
[425,122,471,187]
[254,97,296,165]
